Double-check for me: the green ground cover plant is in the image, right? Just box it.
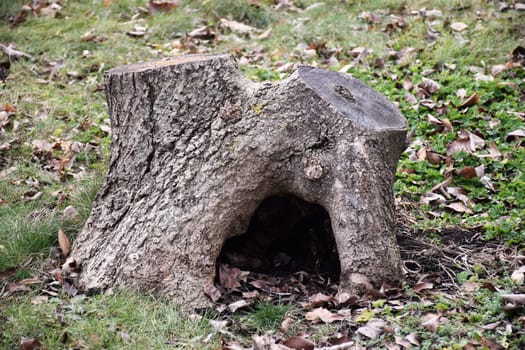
[1,0,524,349]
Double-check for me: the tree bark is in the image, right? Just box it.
[69,54,408,307]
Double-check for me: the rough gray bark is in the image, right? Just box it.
[69,54,408,307]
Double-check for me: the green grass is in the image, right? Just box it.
[236,300,291,334]
[1,290,219,349]
[1,0,524,348]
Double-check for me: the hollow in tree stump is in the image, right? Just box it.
[69,54,408,307]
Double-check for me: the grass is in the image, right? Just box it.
[0,0,524,348]
[1,289,219,349]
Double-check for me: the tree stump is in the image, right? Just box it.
[69,54,408,307]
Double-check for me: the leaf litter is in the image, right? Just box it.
[1,0,525,349]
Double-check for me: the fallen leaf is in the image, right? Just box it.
[417,78,440,95]
[447,130,485,155]
[420,192,446,205]
[283,336,314,350]
[357,325,382,339]
[19,337,42,350]
[421,313,440,332]
[58,228,70,256]
[511,267,525,285]
[31,295,48,305]
[242,290,259,299]
[220,18,258,35]
[444,201,472,213]
[403,77,413,91]
[357,318,387,339]
[505,129,525,142]
[405,333,421,346]
[456,166,477,179]
[474,72,494,82]
[478,142,502,160]
[305,307,344,323]
[32,139,53,153]
[447,187,474,207]
[3,281,31,297]
[148,0,179,14]
[424,9,442,18]
[63,205,78,220]
[456,88,467,99]
[209,319,228,330]
[451,22,468,32]
[188,26,216,40]
[280,317,292,333]
[0,267,17,280]
[259,27,272,40]
[394,335,412,348]
[228,299,249,312]
[481,321,503,330]
[203,281,221,302]
[219,264,242,290]
[491,65,507,76]
[459,93,480,109]
[0,44,32,60]
[412,281,433,293]
[307,292,333,307]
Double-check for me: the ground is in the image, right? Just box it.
[0,0,524,349]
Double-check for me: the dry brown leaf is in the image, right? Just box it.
[447,187,475,207]
[58,228,70,256]
[505,129,525,142]
[481,321,503,330]
[219,264,242,290]
[444,201,472,213]
[148,0,179,14]
[420,192,446,205]
[478,142,502,160]
[412,281,433,293]
[188,26,216,40]
[451,22,468,32]
[511,266,525,285]
[283,336,314,350]
[305,307,344,323]
[228,299,249,312]
[456,166,477,179]
[459,93,480,109]
[203,281,221,302]
[394,335,412,348]
[417,78,440,95]
[357,318,387,339]
[6,281,31,293]
[421,313,441,332]
[405,333,421,346]
[242,290,259,299]
[258,27,273,40]
[32,139,53,153]
[456,88,467,99]
[307,292,333,307]
[491,65,507,76]
[19,337,42,350]
[63,205,78,220]
[403,77,413,91]
[280,317,292,333]
[220,18,258,35]
[447,130,485,155]
[357,325,383,339]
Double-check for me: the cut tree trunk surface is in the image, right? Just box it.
[69,53,408,307]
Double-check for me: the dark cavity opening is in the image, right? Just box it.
[218,194,341,280]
